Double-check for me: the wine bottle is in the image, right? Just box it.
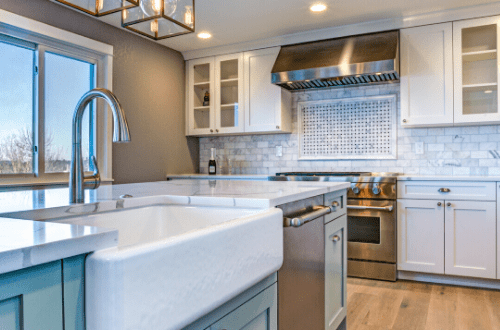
[209,148,217,175]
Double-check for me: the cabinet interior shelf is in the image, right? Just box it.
[221,78,239,87]
[463,49,497,62]
[221,103,238,109]
[194,82,210,88]
[463,82,498,88]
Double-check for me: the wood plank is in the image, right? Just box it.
[391,282,432,330]
[457,287,492,330]
[346,292,377,329]
[362,288,404,329]
[485,289,500,330]
[425,285,457,330]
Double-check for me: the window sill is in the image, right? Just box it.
[0,178,114,191]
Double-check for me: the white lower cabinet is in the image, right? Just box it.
[398,195,497,279]
[397,199,445,274]
[445,201,496,279]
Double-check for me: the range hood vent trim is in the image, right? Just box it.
[271,30,400,91]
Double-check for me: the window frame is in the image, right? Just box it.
[0,9,114,187]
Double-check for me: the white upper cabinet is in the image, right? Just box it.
[400,23,454,127]
[186,47,291,136]
[454,16,500,125]
[188,57,216,136]
[244,47,292,134]
[215,53,245,134]
[187,53,245,136]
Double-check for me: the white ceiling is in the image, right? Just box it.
[99,0,500,54]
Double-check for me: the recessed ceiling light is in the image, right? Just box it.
[197,32,212,39]
[310,3,327,12]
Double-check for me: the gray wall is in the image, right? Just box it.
[0,0,198,184]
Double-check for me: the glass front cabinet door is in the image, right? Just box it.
[187,54,244,136]
[188,57,215,136]
[454,16,500,124]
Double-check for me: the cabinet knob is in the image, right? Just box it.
[438,188,451,193]
[447,202,452,207]
[276,125,280,129]
[216,129,219,133]
[437,202,442,206]
[331,201,340,208]
[403,119,407,123]
[210,129,214,133]
[330,235,341,242]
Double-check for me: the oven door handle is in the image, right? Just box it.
[347,205,394,212]
[284,205,333,227]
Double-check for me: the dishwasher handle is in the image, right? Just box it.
[284,205,333,227]
[347,205,394,212]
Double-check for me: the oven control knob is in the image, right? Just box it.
[372,184,381,195]
[352,186,360,194]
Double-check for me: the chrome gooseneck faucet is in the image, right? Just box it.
[69,88,131,203]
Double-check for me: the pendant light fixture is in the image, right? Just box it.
[121,0,195,40]
[53,0,139,16]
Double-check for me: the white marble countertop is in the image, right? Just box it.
[169,173,500,182]
[167,174,270,180]
[0,180,350,274]
[397,175,500,181]
[0,217,117,274]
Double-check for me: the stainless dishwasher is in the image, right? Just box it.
[276,190,347,330]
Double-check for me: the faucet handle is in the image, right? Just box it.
[84,156,101,190]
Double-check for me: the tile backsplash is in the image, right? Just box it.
[199,83,500,176]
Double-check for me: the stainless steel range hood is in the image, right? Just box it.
[271,30,399,91]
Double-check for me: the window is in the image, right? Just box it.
[0,10,113,186]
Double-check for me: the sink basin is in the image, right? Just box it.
[52,204,283,330]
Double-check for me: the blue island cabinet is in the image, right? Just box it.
[0,254,86,330]
[184,273,277,330]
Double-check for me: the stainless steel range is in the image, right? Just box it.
[270,172,398,281]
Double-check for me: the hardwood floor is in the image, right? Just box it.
[347,277,500,330]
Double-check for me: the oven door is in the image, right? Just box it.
[347,199,396,263]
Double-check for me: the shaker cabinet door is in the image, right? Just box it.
[397,199,445,274]
[325,215,347,330]
[445,201,496,279]
[210,284,277,330]
[0,261,63,330]
[400,23,454,127]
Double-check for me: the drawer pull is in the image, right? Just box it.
[438,188,451,193]
[330,235,341,242]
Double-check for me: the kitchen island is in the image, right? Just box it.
[0,179,349,330]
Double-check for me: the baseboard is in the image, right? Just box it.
[398,271,500,290]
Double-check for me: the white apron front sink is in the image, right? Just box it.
[52,204,283,330]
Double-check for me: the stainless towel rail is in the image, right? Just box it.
[283,205,334,227]
[347,205,393,212]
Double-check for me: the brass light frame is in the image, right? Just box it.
[121,0,195,40]
[53,0,140,16]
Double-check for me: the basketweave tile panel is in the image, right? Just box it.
[199,83,500,176]
[298,95,397,160]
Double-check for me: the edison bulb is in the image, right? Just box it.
[151,19,159,33]
[97,0,104,11]
[184,5,193,26]
[140,0,178,16]
[122,9,128,20]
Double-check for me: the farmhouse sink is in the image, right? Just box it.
[52,204,284,330]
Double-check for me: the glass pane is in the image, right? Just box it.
[347,216,381,244]
[219,59,238,128]
[45,52,94,173]
[0,41,34,174]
